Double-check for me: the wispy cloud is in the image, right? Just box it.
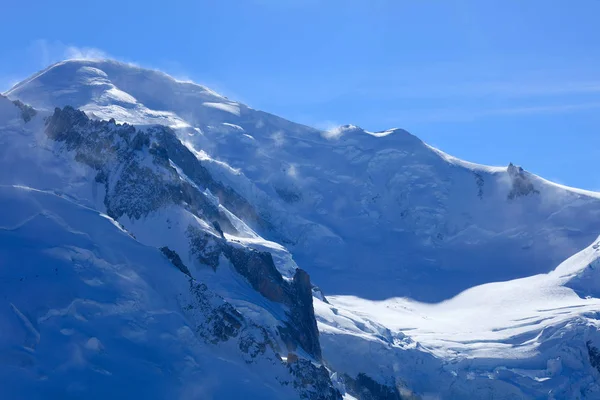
[29,40,113,68]
[63,45,109,61]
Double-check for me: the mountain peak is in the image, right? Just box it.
[4,58,227,112]
[4,58,600,399]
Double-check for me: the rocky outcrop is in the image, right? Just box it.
[587,340,600,374]
[474,172,484,200]
[44,107,238,232]
[285,359,343,400]
[11,99,37,122]
[187,225,322,360]
[160,246,191,276]
[183,279,246,344]
[507,163,539,200]
[286,269,322,360]
[182,278,340,399]
[341,373,404,400]
[149,125,271,231]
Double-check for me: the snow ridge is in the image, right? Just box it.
[3,60,600,399]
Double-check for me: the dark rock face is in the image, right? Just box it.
[587,340,600,374]
[149,125,270,231]
[474,172,484,200]
[342,373,403,400]
[187,224,322,360]
[184,279,245,344]
[182,279,340,400]
[507,163,540,200]
[285,359,343,400]
[44,107,240,232]
[160,246,191,276]
[186,226,223,270]
[212,220,225,238]
[225,244,286,302]
[11,99,37,122]
[286,269,322,360]
[183,279,276,364]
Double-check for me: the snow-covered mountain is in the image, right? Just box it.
[2,59,600,399]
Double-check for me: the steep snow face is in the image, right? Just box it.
[0,184,312,399]
[7,59,600,302]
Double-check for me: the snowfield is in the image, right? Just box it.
[317,238,600,397]
[0,184,306,399]
[3,59,600,399]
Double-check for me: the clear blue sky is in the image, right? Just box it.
[2,1,599,189]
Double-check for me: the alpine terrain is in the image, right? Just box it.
[2,59,600,399]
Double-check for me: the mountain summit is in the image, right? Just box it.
[2,59,600,399]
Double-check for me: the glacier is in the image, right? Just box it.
[2,59,600,399]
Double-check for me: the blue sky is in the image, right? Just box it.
[2,1,599,189]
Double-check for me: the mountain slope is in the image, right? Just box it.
[317,235,600,398]
[4,60,600,399]
[7,59,600,302]
[0,94,341,399]
[0,183,318,399]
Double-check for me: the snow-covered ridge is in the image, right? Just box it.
[14,59,597,302]
[4,60,600,399]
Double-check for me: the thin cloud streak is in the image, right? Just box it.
[30,40,114,68]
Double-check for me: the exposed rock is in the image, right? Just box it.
[225,245,286,302]
[342,373,403,400]
[286,268,322,360]
[149,125,270,231]
[187,224,323,360]
[212,220,225,238]
[186,226,222,270]
[11,99,37,122]
[183,279,245,344]
[587,340,600,374]
[178,272,341,398]
[286,359,343,400]
[286,352,299,363]
[238,325,272,361]
[160,246,191,276]
[312,285,330,304]
[44,107,237,232]
[474,172,484,200]
[507,163,540,200]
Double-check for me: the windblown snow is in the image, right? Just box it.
[2,59,600,399]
